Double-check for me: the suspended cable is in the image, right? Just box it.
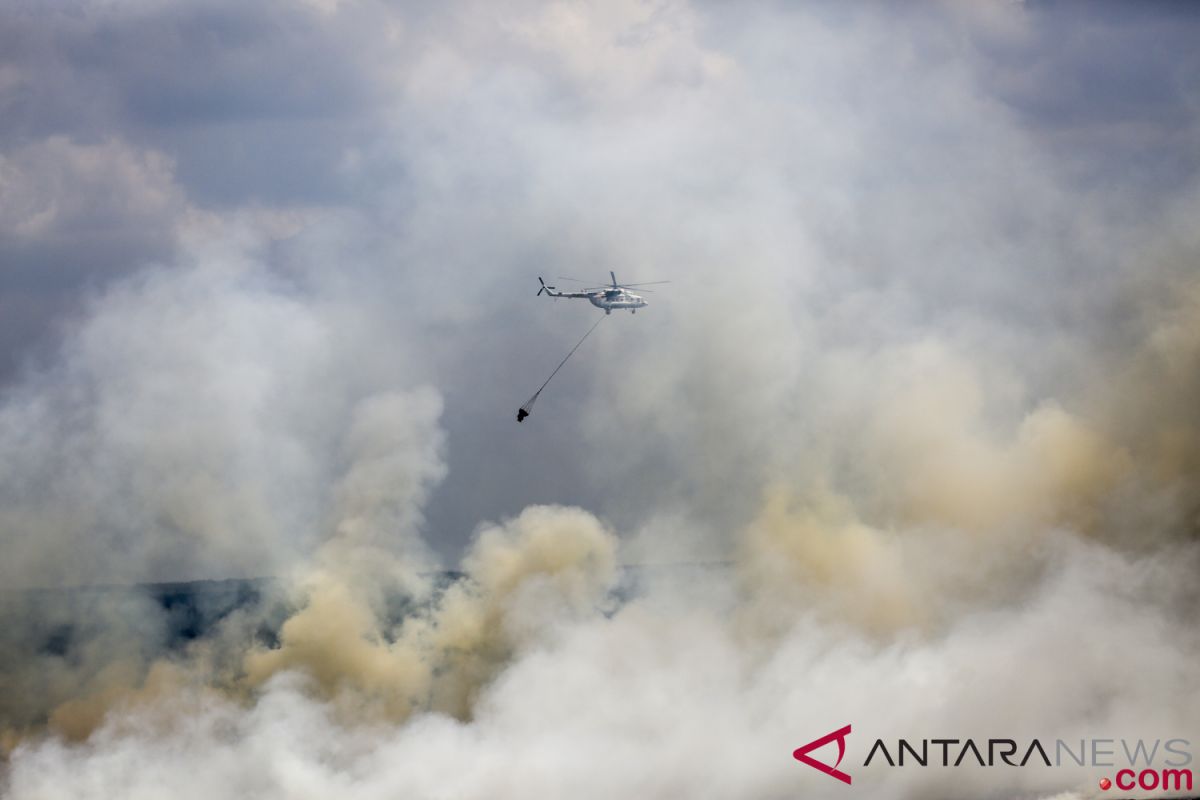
[517,315,605,422]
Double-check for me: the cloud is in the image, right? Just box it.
[3,0,1198,549]
[0,236,447,589]
[0,136,188,377]
[2,1,1200,798]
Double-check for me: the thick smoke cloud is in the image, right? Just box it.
[2,1,1199,798]
[0,239,446,588]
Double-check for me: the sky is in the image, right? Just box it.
[1,1,1199,798]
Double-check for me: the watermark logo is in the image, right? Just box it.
[793,724,853,785]
[792,729,1194,792]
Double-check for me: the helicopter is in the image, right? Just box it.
[537,271,668,314]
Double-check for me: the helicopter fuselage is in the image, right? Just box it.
[543,288,646,313]
[589,290,646,313]
[537,273,658,314]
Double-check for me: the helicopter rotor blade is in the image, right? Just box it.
[552,276,669,292]
[556,277,670,286]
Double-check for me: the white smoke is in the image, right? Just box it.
[5,534,1197,799]
[2,2,1200,799]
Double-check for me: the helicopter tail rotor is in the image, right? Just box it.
[537,277,557,297]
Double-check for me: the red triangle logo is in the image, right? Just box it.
[793,724,852,785]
